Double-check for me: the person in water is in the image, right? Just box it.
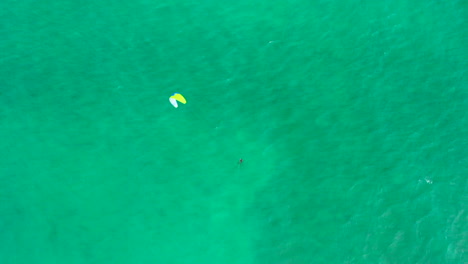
[238,158,243,165]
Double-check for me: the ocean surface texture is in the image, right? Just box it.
[0,1,466,263]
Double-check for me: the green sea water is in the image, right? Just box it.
[0,0,466,263]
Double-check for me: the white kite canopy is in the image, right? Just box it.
[169,97,179,108]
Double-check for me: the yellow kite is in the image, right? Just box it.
[169,93,186,108]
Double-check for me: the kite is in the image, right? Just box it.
[169,93,186,108]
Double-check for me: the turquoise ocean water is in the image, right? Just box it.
[0,1,466,263]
